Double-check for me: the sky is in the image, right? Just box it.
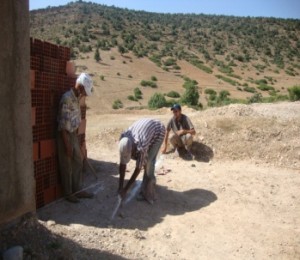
[29,0,300,19]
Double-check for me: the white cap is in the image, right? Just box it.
[119,137,132,164]
[76,73,93,96]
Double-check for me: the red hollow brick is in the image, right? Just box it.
[32,124,56,142]
[43,187,56,204]
[33,142,39,161]
[36,192,44,208]
[66,61,76,76]
[30,56,41,71]
[40,139,56,159]
[32,39,43,56]
[32,107,36,126]
[34,156,57,178]
[30,70,35,89]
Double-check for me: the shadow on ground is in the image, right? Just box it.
[111,185,218,230]
[38,158,217,231]
[168,141,214,162]
[0,214,126,260]
[191,141,214,162]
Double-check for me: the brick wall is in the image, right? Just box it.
[30,38,87,208]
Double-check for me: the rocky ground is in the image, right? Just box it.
[1,102,300,259]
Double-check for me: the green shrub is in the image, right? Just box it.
[164,58,177,66]
[205,88,217,96]
[255,79,268,85]
[262,95,289,103]
[112,99,123,109]
[227,73,242,80]
[100,75,105,81]
[288,85,300,101]
[118,45,126,55]
[173,65,181,70]
[166,91,180,98]
[216,75,240,86]
[140,80,157,88]
[243,86,256,93]
[148,93,167,109]
[149,55,162,67]
[189,58,213,74]
[181,83,199,106]
[248,93,263,103]
[257,84,275,91]
[128,95,138,101]
[134,87,143,99]
[183,80,198,90]
[218,65,233,74]
[151,76,157,81]
[219,90,230,101]
[94,48,101,62]
[285,69,295,76]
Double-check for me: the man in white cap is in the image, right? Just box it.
[57,73,93,203]
[118,118,166,204]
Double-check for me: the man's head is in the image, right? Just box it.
[76,73,93,97]
[119,137,132,165]
[171,104,182,119]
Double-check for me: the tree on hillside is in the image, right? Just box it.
[148,93,167,109]
[181,83,200,107]
[118,45,126,56]
[94,48,101,62]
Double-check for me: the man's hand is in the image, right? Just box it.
[176,129,185,136]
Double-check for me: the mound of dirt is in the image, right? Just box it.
[189,102,300,168]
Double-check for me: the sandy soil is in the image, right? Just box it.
[2,102,299,260]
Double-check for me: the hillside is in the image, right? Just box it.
[30,1,300,111]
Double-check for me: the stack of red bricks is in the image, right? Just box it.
[31,38,87,208]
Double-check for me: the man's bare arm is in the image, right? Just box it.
[161,129,170,154]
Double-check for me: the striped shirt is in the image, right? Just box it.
[121,118,166,169]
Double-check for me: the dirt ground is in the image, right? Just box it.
[1,102,300,259]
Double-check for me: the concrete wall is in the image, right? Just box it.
[0,0,35,225]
